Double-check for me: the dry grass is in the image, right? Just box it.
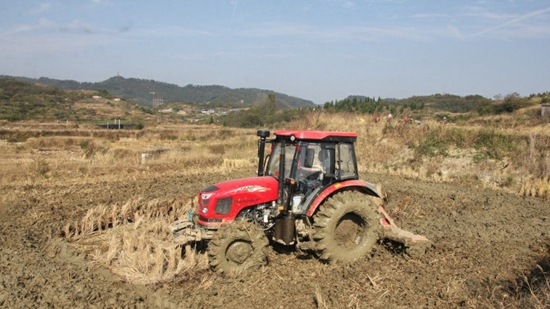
[313,285,329,309]
[2,113,549,302]
[3,115,547,198]
[498,249,550,309]
[62,196,209,285]
[283,111,550,198]
[520,177,550,199]
[0,125,258,185]
[62,197,188,239]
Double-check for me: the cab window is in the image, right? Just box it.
[337,143,357,180]
[266,143,296,179]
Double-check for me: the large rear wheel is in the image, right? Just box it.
[207,220,269,274]
[312,191,381,264]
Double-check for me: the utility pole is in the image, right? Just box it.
[150,92,155,108]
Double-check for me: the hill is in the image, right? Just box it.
[3,75,316,109]
[0,78,311,127]
[3,76,547,128]
[0,78,153,124]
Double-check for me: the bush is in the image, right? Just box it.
[33,159,50,177]
[473,129,517,162]
[80,140,89,150]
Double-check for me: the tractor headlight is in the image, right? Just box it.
[214,197,232,215]
[201,193,213,200]
[201,207,208,214]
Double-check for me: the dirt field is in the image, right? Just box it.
[1,166,548,308]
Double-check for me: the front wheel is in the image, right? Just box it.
[312,191,381,264]
[207,220,269,274]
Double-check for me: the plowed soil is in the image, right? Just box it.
[1,169,549,308]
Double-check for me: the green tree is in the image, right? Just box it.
[266,93,277,114]
[497,92,523,113]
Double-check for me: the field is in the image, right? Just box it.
[0,111,549,308]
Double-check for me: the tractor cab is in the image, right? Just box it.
[258,130,360,215]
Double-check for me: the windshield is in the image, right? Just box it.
[266,142,296,178]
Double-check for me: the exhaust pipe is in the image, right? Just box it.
[277,139,286,207]
[256,130,270,176]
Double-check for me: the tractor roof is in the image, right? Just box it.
[272,130,357,143]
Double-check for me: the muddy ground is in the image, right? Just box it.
[1,169,549,308]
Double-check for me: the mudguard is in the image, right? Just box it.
[305,179,382,217]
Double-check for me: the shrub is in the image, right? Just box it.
[33,159,50,177]
[80,140,89,150]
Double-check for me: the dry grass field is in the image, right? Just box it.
[0,110,549,308]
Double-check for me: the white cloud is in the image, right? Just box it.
[139,26,214,38]
[31,2,52,14]
[0,33,113,56]
[0,18,124,57]
[472,6,550,37]
[236,21,429,42]
[411,13,449,19]
[343,1,355,9]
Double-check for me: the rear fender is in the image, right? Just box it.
[305,180,381,217]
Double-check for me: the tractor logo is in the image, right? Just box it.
[228,185,271,194]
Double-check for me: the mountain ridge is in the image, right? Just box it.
[1,75,316,109]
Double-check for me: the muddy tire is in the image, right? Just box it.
[207,220,269,274]
[312,191,381,264]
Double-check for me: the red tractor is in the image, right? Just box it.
[170,130,428,273]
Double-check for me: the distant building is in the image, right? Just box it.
[98,119,129,129]
[159,108,173,113]
[152,98,165,107]
[542,104,550,118]
[200,109,215,114]
[98,123,129,130]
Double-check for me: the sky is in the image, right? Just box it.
[1,0,549,104]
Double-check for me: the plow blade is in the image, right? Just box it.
[377,205,430,247]
[168,220,196,245]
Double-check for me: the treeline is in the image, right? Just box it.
[323,96,390,114]
[321,93,540,117]
[529,91,550,103]
[221,94,313,128]
[322,94,487,115]
[477,93,538,115]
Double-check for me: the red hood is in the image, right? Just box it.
[211,176,278,195]
[198,176,279,224]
